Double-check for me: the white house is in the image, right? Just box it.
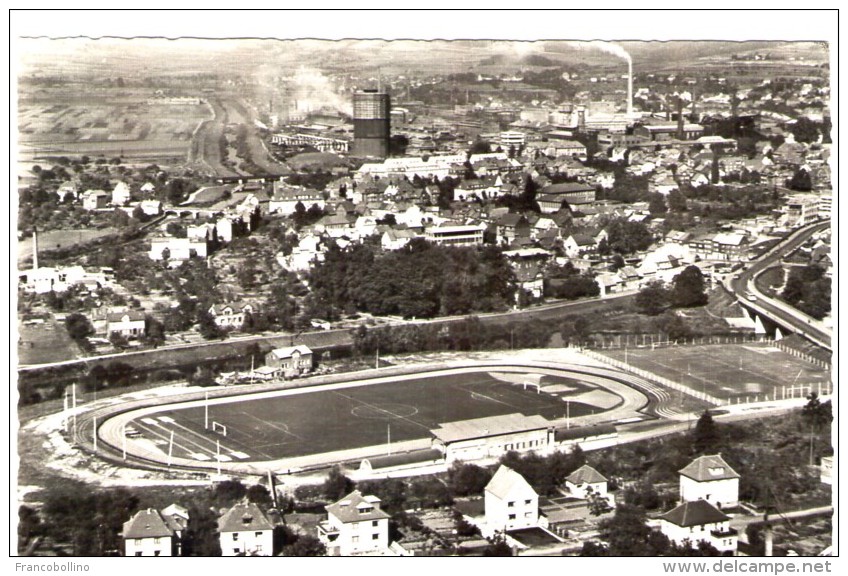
[107,310,146,339]
[265,345,313,376]
[658,499,738,554]
[484,465,539,535]
[139,199,163,216]
[679,454,740,510]
[208,302,254,329]
[149,237,208,261]
[112,182,131,206]
[82,189,110,210]
[218,503,274,557]
[122,507,186,557]
[565,465,609,499]
[317,490,391,556]
[381,228,416,251]
[269,184,325,215]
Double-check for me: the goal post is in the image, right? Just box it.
[211,421,227,437]
[523,381,541,394]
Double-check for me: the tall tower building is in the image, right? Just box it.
[353,89,390,158]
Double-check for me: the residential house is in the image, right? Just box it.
[565,465,609,499]
[315,213,356,238]
[269,184,325,215]
[265,345,313,376]
[107,310,146,339]
[208,302,254,330]
[139,200,163,216]
[218,503,274,557]
[149,237,208,261]
[56,181,79,201]
[82,190,110,210]
[484,465,539,535]
[112,182,131,206]
[679,454,740,510]
[495,213,531,245]
[140,182,156,196]
[562,234,596,258]
[381,228,416,251]
[122,507,185,557]
[539,182,597,208]
[515,265,545,300]
[317,490,392,556]
[658,500,738,554]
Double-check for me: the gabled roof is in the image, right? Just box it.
[485,465,537,500]
[107,310,146,323]
[541,182,596,195]
[326,490,390,524]
[660,499,729,528]
[218,503,274,533]
[123,509,174,540]
[679,455,740,482]
[566,465,608,485]
[268,345,313,359]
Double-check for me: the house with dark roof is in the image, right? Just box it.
[218,502,274,556]
[658,499,738,554]
[122,506,187,556]
[317,490,392,556]
[107,309,146,339]
[208,302,254,330]
[495,213,531,245]
[565,465,609,499]
[484,465,539,535]
[679,454,740,509]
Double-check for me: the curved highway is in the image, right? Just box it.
[729,221,831,351]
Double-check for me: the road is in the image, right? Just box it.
[729,221,831,350]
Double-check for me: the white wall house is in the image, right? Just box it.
[107,310,146,338]
[679,454,740,510]
[265,345,313,375]
[122,508,185,557]
[208,303,254,329]
[484,465,539,535]
[217,503,274,557]
[112,181,131,206]
[565,465,609,499]
[317,490,391,556]
[658,500,738,554]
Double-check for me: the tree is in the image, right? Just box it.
[65,312,95,341]
[692,410,721,455]
[214,480,247,506]
[671,265,708,308]
[482,537,513,556]
[246,484,273,508]
[648,194,668,215]
[109,332,130,350]
[447,461,493,497]
[587,489,614,516]
[788,168,813,191]
[635,280,671,316]
[599,503,670,556]
[282,534,326,556]
[668,189,689,212]
[198,309,225,340]
[182,504,222,556]
[322,466,354,502]
[188,365,217,387]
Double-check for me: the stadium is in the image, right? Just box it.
[89,359,651,475]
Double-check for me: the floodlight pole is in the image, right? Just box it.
[122,424,127,461]
[205,390,209,430]
[93,416,97,452]
[167,430,174,468]
[216,439,221,476]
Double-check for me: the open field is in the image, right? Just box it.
[17,318,82,365]
[601,342,831,402]
[128,371,620,462]
[17,228,119,266]
[18,88,210,162]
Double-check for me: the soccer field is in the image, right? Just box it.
[129,371,621,463]
[602,343,831,402]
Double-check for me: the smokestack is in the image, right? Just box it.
[627,60,633,117]
[676,97,685,140]
[764,523,774,557]
[32,226,39,270]
[577,107,586,131]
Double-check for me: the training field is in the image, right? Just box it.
[602,343,831,402]
[131,371,622,463]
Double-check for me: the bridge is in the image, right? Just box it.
[728,221,831,351]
